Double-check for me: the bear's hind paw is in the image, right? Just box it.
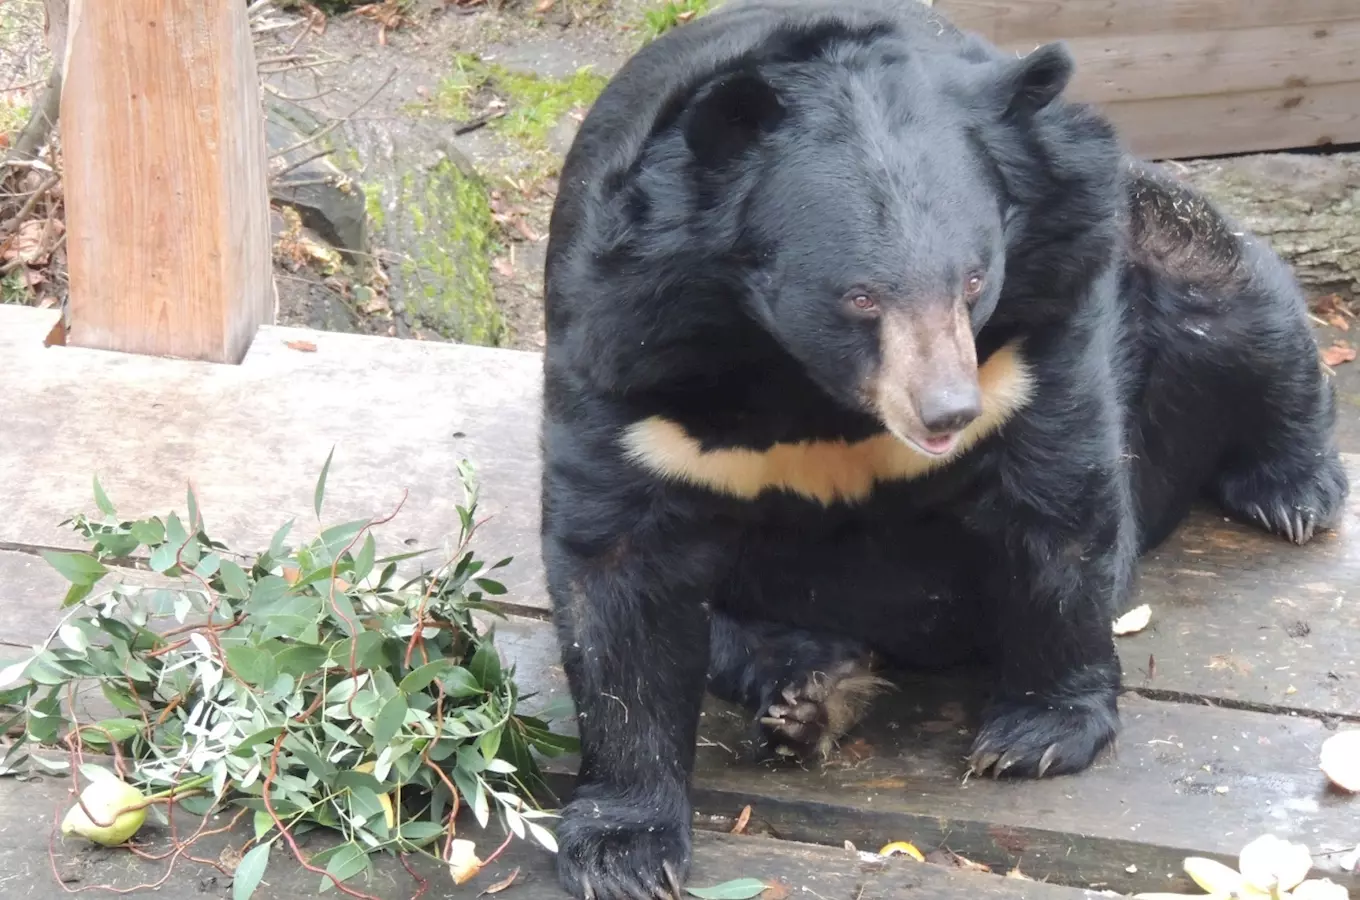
[758,660,891,761]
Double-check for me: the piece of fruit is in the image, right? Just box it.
[447,838,484,885]
[878,841,924,862]
[1112,603,1152,636]
[60,777,149,846]
[1238,835,1312,894]
[1183,856,1246,895]
[1320,730,1360,793]
[1293,879,1350,900]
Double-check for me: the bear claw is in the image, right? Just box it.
[758,660,890,761]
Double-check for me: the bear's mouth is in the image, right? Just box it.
[898,430,962,458]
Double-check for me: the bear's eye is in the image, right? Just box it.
[964,274,985,298]
[849,293,877,313]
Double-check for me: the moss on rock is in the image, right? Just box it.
[425,54,607,152]
[373,153,505,346]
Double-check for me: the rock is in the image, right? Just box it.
[345,119,506,346]
[266,98,370,260]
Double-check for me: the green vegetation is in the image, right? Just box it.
[0,459,575,897]
[0,270,33,305]
[639,0,712,42]
[0,98,28,143]
[427,54,607,151]
[383,159,505,345]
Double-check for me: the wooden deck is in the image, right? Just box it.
[934,0,1360,160]
[1,303,1358,898]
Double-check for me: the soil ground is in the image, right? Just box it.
[0,0,1357,431]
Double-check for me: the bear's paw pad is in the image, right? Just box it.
[759,660,890,760]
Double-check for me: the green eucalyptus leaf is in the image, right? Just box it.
[41,550,107,587]
[684,880,771,900]
[233,841,272,900]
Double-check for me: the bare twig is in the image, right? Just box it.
[0,173,59,242]
[268,66,398,161]
[270,146,335,182]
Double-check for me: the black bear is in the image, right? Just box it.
[538,0,1349,896]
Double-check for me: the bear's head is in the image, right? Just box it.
[665,29,1121,456]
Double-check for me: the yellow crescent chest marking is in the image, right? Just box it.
[619,340,1035,506]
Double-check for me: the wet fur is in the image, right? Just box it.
[539,2,1348,898]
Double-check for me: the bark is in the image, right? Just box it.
[1174,151,1360,296]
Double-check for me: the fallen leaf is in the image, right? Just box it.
[730,804,751,835]
[535,0,556,10]
[685,878,769,899]
[925,848,991,873]
[479,867,519,895]
[759,881,791,900]
[286,340,318,353]
[1112,604,1152,636]
[492,256,515,278]
[1320,729,1360,792]
[1322,342,1357,367]
[1005,867,1033,881]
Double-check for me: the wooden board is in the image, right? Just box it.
[61,0,273,363]
[1059,19,1360,105]
[1100,81,1360,161]
[488,618,1360,897]
[0,307,548,611]
[936,0,1360,43]
[0,777,1110,900]
[1124,508,1360,717]
[4,304,1359,717]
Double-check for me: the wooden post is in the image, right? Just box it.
[60,0,274,364]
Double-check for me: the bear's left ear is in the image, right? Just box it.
[997,41,1074,118]
[683,69,786,168]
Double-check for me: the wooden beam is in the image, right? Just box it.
[936,0,1359,44]
[60,0,274,364]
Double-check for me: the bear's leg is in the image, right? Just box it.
[707,611,889,760]
[546,529,719,900]
[1207,316,1349,544]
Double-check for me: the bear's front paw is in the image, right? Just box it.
[1217,454,1349,545]
[555,796,691,900]
[967,688,1118,779]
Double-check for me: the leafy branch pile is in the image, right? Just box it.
[0,454,577,898]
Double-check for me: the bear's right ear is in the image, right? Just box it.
[996,41,1074,118]
[683,69,786,168]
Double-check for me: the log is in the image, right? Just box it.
[60,0,274,363]
[1174,150,1360,295]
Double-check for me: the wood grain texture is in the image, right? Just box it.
[1122,500,1360,717]
[0,778,1109,899]
[0,307,547,610]
[61,0,273,363]
[1060,19,1360,104]
[478,619,1360,897]
[1100,81,1360,160]
[936,0,1360,43]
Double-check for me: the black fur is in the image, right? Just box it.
[539,1,1348,897]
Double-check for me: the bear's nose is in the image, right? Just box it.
[918,386,982,434]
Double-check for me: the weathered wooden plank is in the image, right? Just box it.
[494,619,1360,897]
[0,306,549,611]
[936,0,1359,43]
[0,550,67,649]
[1098,82,1360,160]
[1057,19,1360,105]
[0,777,1109,899]
[4,305,1359,719]
[61,0,273,363]
[1122,500,1360,717]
